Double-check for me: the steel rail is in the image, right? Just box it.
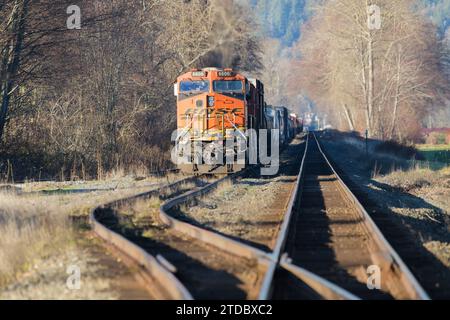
[158,136,361,300]
[259,131,430,300]
[159,169,269,261]
[258,133,310,299]
[257,133,357,300]
[158,134,312,264]
[312,132,430,300]
[279,255,360,300]
[90,176,198,300]
[88,131,431,300]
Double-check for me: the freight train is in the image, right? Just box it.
[173,68,302,174]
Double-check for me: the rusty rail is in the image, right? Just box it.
[312,132,429,300]
[90,177,197,300]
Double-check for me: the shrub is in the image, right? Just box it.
[374,140,423,160]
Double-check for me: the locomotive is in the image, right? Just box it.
[173,68,300,174]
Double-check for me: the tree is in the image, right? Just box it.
[0,0,263,180]
[0,0,29,141]
[290,0,449,141]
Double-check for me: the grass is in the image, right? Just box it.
[416,144,450,165]
[375,166,450,192]
[8,172,181,193]
[0,192,74,286]
[120,196,162,223]
[0,176,172,287]
[416,144,450,151]
[177,176,285,248]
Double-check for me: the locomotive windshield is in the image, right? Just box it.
[178,80,210,100]
[179,80,209,93]
[213,80,243,93]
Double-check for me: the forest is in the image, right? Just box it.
[1,0,449,180]
[0,0,262,180]
[253,0,450,140]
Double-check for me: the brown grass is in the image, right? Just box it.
[0,176,174,287]
[375,166,450,193]
[0,192,73,286]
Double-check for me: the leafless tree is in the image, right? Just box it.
[290,0,449,141]
[0,0,263,180]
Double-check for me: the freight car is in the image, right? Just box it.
[296,116,304,134]
[173,68,296,174]
[262,104,281,155]
[274,107,288,147]
[289,113,303,137]
[263,104,279,133]
[288,113,297,139]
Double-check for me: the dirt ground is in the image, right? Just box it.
[319,131,450,299]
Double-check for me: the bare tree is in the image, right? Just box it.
[290,0,449,141]
[0,0,29,141]
[0,0,263,180]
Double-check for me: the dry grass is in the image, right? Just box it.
[119,196,162,225]
[0,171,199,292]
[376,166,450,192]
[119,179,197,221]
[102,165,151,181]
[321,137,450,296]
[0,192,73,286]
[11,172,180,193]
[417,144,450,152]
[0,176,172,287]
[214,179,234,195]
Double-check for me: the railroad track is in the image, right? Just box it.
[90,132,430,300]
[90,175,200,299]
[268,132,429,300]
[90,139,306,299]
[91,171,270,299]
[154,134,360,300]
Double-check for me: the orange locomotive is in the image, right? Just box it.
[174,67,266,174]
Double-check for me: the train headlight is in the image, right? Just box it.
[208,96,215,107]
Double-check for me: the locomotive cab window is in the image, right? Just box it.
[213,80,244,99]
[213,80,243,93]
[178,80,210,100]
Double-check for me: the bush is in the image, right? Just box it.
[374,140,423,160]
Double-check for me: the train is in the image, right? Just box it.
[173,68,303,174]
